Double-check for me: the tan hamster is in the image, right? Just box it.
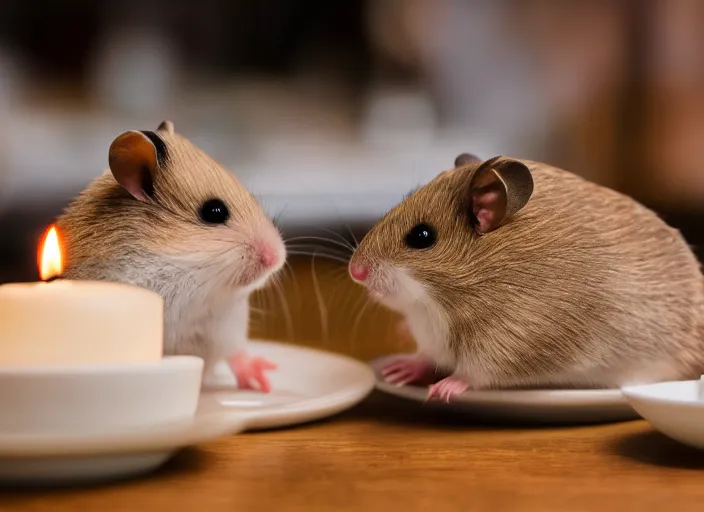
[349,153,704,400]
[57,121,286,392]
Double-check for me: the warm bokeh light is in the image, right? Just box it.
[39,225,64,281]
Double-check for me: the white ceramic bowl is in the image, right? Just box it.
[622,380,704,449]
[0,356,203,436]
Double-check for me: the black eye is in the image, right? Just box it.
[199,199,230,224]
[405,223,436,249]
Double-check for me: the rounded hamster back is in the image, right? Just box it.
[466,161,704,387]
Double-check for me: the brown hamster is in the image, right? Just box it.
[57,121,286,392]
[349,153,704,400]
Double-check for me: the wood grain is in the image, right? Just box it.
[2,257,703,512]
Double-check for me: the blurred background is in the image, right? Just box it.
[0,0,703,357]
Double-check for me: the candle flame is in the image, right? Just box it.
[39,225,64,281]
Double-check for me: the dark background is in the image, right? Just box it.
[1,0,704,284]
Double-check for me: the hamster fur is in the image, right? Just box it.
[57,121,286,391]
[349,154,704,400]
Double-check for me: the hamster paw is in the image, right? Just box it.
[381,354,435,386]
[427,376,469,403]
[227,351,277,393]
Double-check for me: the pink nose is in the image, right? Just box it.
[349,261,370,282]
[257,243,279,269]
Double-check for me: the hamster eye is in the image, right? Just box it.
[405,223,436,250]
[199,199,230,224]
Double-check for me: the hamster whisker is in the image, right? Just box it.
[349,295,371,354]
[285,243,351,258]
[285,249,350,263]
[322,266,352,293]
[271,205,289,231]
[160,259,193,277]
[284,236,354,255]
[252,289,274,327]
[344,225,360,249]
[286,250,350,265]
[323,265,351,283]
[326,269,357,344]
[311,264,349,311]
[272,278,295,342]
[310,254,329,346]
[284,240,351,254]
[333,271,369,349]
[201,238,249,248]
[279,261,302,309]
[194,263,233,297]
[326,202,360,249]
[168,245,236,267]
[321,229,357,252]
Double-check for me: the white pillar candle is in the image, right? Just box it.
[0,226,163,366]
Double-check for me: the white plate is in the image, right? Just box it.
[203,340,376,430]
[370,355,640,425]
[0,341,375,485]
[622,380,704,449]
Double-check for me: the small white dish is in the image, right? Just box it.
[203,340,377,430]
[370,355,640,424]
[0,355,203,435]
[622,380,704,450]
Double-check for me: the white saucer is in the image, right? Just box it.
[0,341,376,485]
[622,380,704,450]
[203,340,377,430]
[370,355,640,424]
[0,405,248,486]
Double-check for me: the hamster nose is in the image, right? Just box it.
[349,261,370,282]
[257,243,279,269]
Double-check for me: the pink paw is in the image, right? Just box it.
[381,354,435,386]
[427,376,469,403]
[227,352,277,393]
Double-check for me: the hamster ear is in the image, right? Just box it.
[157,120,174,134]
[454,153,481,167]
[108,131,159,201]
[469,156,534,234]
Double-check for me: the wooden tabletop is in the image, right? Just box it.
[3,257,704,511]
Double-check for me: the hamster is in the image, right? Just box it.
[57,121,286,392]
[349,153,704,400]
